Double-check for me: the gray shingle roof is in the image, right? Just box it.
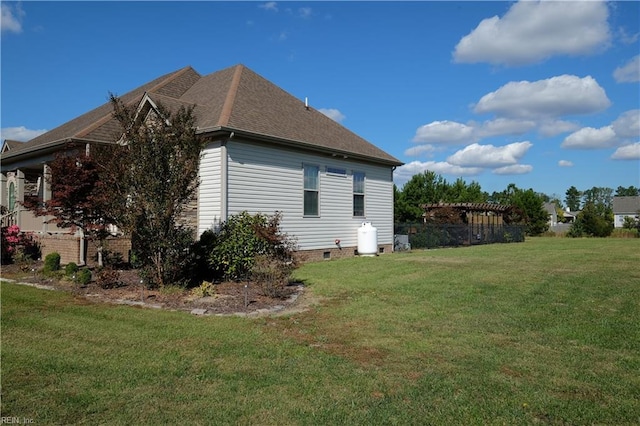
[2,64,401,166]
[613,196,640,214]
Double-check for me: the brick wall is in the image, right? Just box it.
[33,233,80,265]
[86,237,132,267]
[31,233,131,266]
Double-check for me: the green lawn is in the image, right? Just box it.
[2,238,639,425]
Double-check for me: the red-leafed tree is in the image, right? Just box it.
[22,145,124,266]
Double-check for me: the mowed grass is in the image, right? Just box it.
[2,238,639,425]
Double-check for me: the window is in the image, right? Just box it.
[8,182,15,211]
[353,171,365,217]
[303,164,319,216]
[326,167,346,177]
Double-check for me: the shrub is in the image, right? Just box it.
[95,268,120,289]
[191,280,216,298]
[208,211,297,281]
[43,252,61,275]
[76,268,92,286]
[65,262,79,277]
[251,255,293,299]
[134,225,195,289]
[1,225,40,265]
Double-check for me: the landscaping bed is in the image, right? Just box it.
[0,262,304,316]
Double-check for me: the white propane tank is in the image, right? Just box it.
[357,222,378,256]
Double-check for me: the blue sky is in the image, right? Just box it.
[2,1,639,199]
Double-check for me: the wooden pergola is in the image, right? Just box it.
[422,202,511,227]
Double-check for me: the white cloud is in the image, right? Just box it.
[558,160,574,167]
[613,55,640,83]
[447,141,532,168]
[412,120,474,145]
[318,108,345,123]
[475,118,536,138]
[393,161,483,186]
[538,120,580,137]
[611,142,640,160]
[618,27,639,45]
[259,2,278,12]
[612,109,640,139]
[453,0,610,66]
[492,164,533,175]
[562,110,640,151]
[1,126,47,141]
[1,3,24,33]
[298,7,312,19]
[474,75,610,119]
[404,144,442,158]
[561,126,617,149]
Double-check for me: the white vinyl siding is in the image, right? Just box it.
[220,139,395,251]
[198,141,223,235]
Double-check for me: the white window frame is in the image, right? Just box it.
[303,164,320,217]
[353,171,365,217]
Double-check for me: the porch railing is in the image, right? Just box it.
[1,210,18,228]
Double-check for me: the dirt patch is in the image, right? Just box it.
[1,262,314,317]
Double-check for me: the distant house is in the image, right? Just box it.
[543,202,558,227]
[1,64,402,264]
[613,196,640,228]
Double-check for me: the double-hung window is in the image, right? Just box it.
[353,171,365,217]
[303,164,319,216]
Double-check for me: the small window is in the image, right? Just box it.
[304,164,319,216]
[327,167,346,177]
[353,171,365,217]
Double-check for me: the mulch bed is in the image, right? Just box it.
[1,262,303,316]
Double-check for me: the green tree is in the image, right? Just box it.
[582,187,613,216]
[615,186,640,196]
[395,171,449,222]
[565,186,582,211]
[110,95,205,287]
[512,188,549,236]
[491,184,548,236]
[394,172,487,223]
[569,202,613,237]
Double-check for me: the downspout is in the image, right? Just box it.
[220,139,229,225]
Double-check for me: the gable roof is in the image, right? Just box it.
[1,140,23,153]
[613,196,640,214]
[2,64,401,166]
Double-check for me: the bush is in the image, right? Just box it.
[133,225,195,288]
[76,268,92,286]
[1,225,40,265]
[209,211,297,281]
[568,205,613,238]
[65,262,79,277]
[95,268,120,289]
[190,280,216,298]
[252,255,293,298]
[43,252,61,275]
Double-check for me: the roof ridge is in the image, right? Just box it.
[219,64,244,127]
[147,65,196,95]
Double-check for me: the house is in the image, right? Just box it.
[612,196,640,228]
[543,202,558,227]
[1,64,403,264]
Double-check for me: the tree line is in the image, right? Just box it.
[395,171,639,237]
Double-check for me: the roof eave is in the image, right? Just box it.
[196,126,403,167]
[0,138,115,171]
